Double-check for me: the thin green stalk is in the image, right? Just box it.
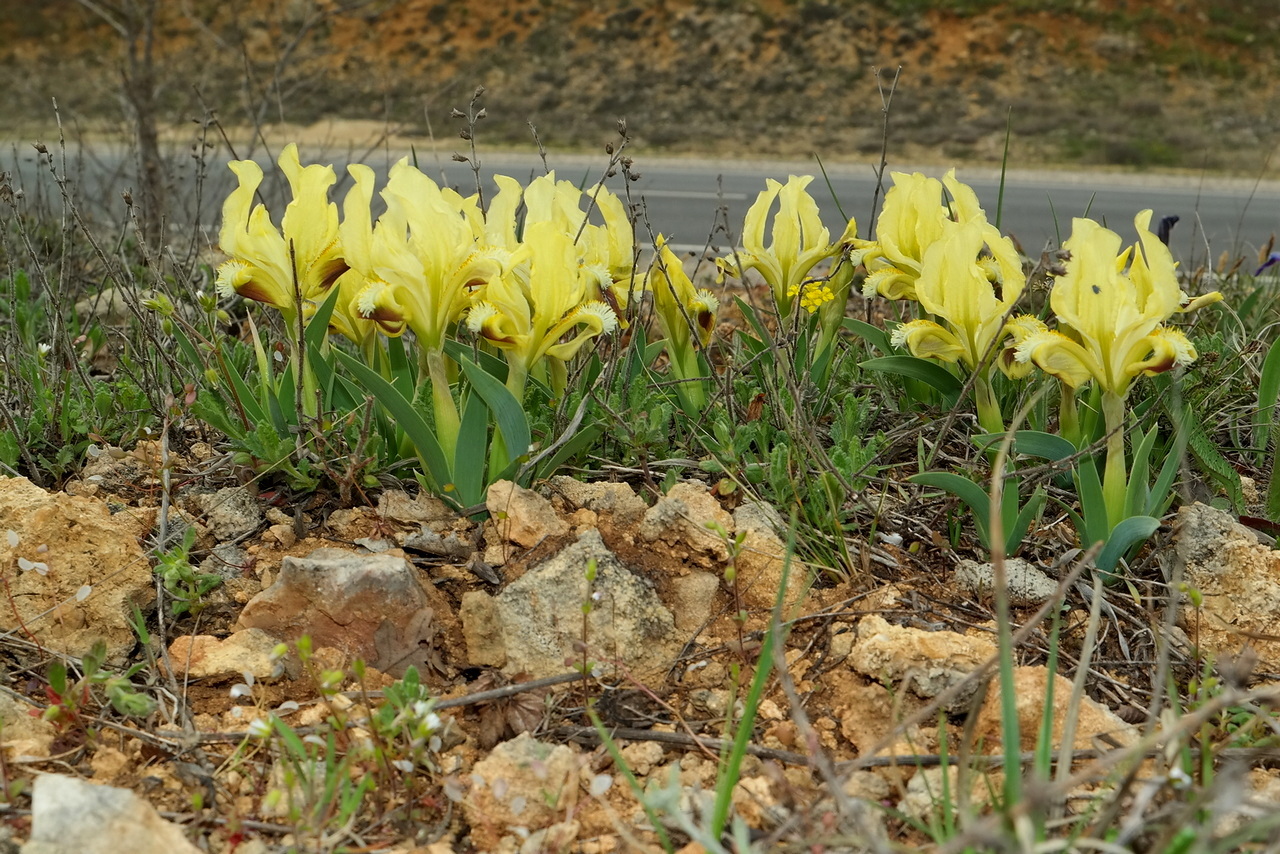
[424,348,460,460]
[973,372,1004,436]
[1101,390,1128,530]
[1058,383,1080,448]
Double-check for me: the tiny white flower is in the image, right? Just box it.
[229,684,253,699]
[424,712,442,731]
[37,343,52,356]
[247,717,273,739]
[74,585,92,602]
[391,759,414,773]
[6,530,19,548]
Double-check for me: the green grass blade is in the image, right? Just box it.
[386,334,415,398]
[842,317,893,354]
[304,286,340,353]
[861,356,963,406]
[909,471,992,549]
[733,295,773,344]
[1125,425,1158,519]
[1073,456,1109,547]
[333,349,454,496]
[533,423,603,482]
[452,391,489,507]
[1257,337,1280,463]
[1006,488,1047,556]
[444,339,511,386]
[455,353,532,475]
[975,430,1076,462]
[1096,515,1160,576]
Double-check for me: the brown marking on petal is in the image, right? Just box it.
[236,277,284,307]
[1144,353,1178,375]
[316,258,351,292]
[600,286,622,316]
[478,329,516,345]
[365,305,400,320]
[374,318,406,335]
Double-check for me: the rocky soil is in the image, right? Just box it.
[4,437,1280,849]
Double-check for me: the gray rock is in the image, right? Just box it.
[955,557,1059,606]
[639,480,732,564]
[194,486,263,541]
[849,615,996,712]
[198,543,249,581]
[492,529,680,680]
[22,773,202,854]
[403,527,473,559]
[547,476,648,528]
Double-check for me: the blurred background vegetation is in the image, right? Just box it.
[3,0,1278,171]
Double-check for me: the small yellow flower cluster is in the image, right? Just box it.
[717,175,863,320]
[786,281,836,313]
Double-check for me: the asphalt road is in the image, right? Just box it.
[5,144,1279,268]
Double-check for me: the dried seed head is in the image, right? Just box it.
[451,108,466,118]
[475,108,487,120]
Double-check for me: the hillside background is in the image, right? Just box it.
[2,0,1279,172]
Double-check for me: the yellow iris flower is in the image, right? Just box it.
[1014,210,1222,398]
[1015,210,1222,528]
[215,143,351,331]
[467,221,618,398]
[717,175,852,318]
[347,158,501,353]
[650,236,719,413]
[890,219,1029,374]
[862,170,1002,302]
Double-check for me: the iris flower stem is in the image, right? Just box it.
[424,349,461,462]
[1059,383,1081,448]
[670,346,708,416]
[1101,390,1129,531]
[973,372,1004,436]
